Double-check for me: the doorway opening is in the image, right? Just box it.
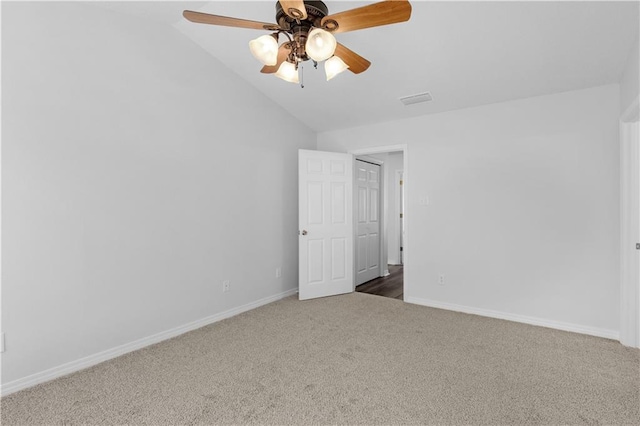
[351,148,406,301]
[356,264,404,300]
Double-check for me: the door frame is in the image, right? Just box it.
[620,96,639,348]
[395,169,404,265]
[349,145,408,299]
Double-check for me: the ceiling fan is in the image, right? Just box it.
[183,0,412,86]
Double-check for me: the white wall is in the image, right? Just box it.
[620,37,639,115]
[319,85,621,336]
[1,2,315,387]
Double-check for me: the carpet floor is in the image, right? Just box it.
[2,292,639,425]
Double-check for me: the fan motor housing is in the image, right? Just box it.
[275,1,328,30]
[275,1,329,63]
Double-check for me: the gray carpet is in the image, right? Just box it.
[2,292,639,425]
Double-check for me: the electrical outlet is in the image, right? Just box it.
[438,274,445,286]
[275,267,282,278]
[222,280,230,293]
[1,332,5,353]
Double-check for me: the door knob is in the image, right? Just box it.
[301,230,308,235]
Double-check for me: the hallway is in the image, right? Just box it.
[355,265,403,300]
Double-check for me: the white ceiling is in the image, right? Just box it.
[95,1,209,24]
[97,1,639,132]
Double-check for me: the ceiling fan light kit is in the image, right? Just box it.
[275,61,300,83]
[248,33,279,66]
[325,55,349,81]
[305,28,337,62]
[183,0,412,87]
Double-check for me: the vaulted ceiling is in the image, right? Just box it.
[98,1,639,132]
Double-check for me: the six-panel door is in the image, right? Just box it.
[355,160,381,285]
[298,150,354,300]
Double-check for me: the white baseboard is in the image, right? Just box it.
[1,288,298,396]
[405,296,620,341]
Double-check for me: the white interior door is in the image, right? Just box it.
[355,160,381,286]
[298,150,353,300]
[621,119,640,347]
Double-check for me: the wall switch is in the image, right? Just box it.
[222,280,230,293]
[275,267,282,278]
[438,274,445,286]
[1,332,5,353]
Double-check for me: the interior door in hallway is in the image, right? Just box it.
[355,160,381,285]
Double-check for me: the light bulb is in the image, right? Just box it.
[305,28,337,62]
[275,61,299,84]
[249,34,278,66]
[324,56,349,81]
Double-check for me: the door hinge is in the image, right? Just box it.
[400,213,403,218]
[400,179,403,185]
[636,243,640,250]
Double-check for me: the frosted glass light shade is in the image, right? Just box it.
[305,28,337,62]
[275,61,299,83]
[249,34,278,66]
[324,56,349,81]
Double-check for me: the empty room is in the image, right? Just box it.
[1,0,639,424]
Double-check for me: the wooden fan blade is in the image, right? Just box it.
[279,0,308,20]
[261,43,292,74]
[183,10,280,31]
[334,43,371,74]
[321,0,412,34]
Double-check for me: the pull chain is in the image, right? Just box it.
[300,65,304,89]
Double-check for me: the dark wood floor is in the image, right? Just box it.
[356,265,404,300]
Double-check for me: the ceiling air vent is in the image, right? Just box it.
[399,91,433,106]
